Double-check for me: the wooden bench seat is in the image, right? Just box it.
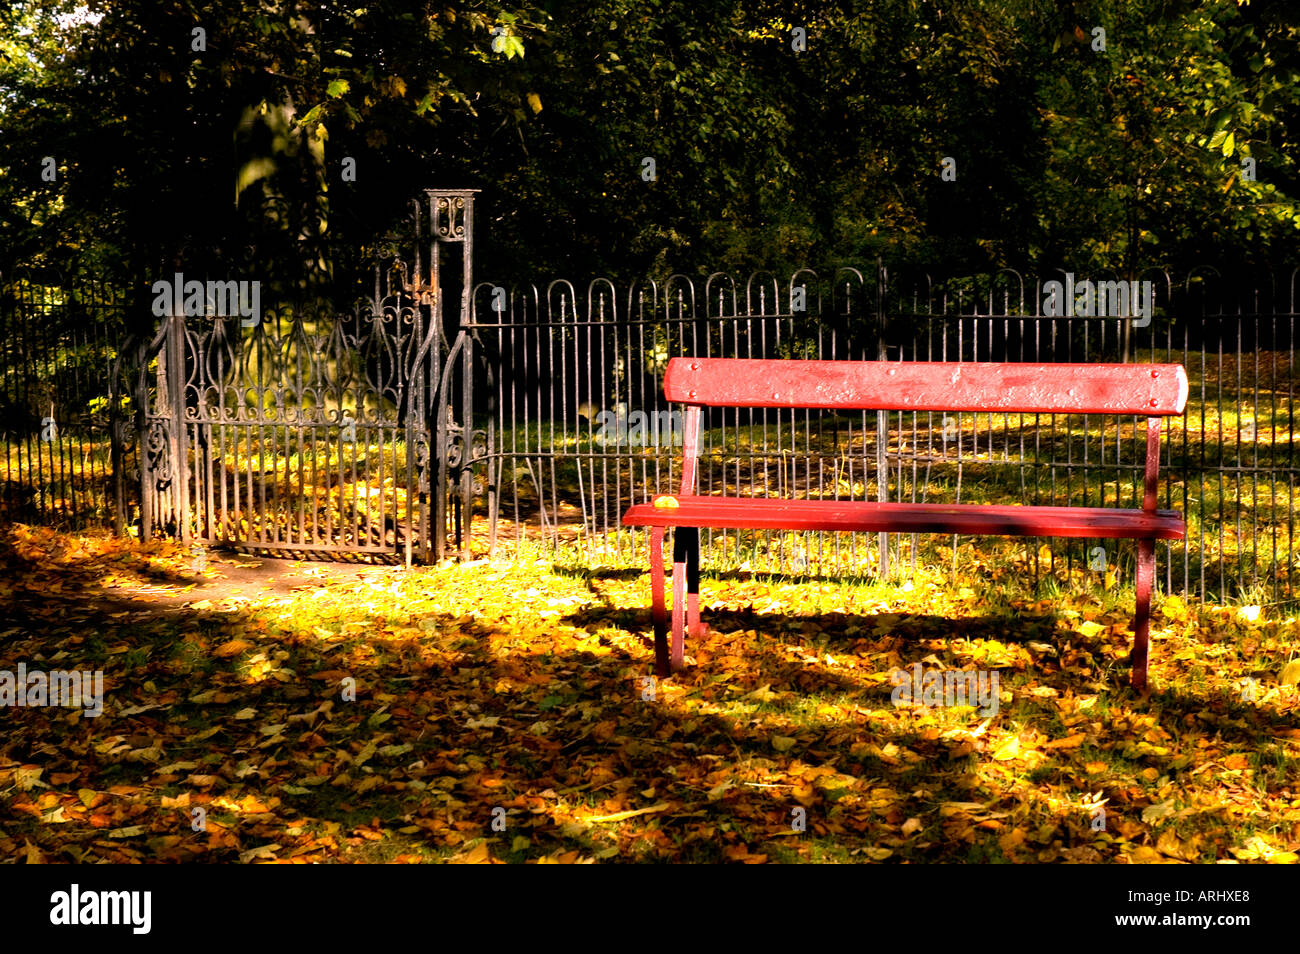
[622,498,1186,539]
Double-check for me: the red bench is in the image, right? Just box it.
[622,358,1188,691]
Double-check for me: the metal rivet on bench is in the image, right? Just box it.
[688,389,697,398]
[1150,399,1158,407]
[690,362,699,370]
[1151,370,1159,378]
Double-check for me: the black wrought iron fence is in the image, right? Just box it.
[2,251,1296,603]
[875,267,1298,602]
[474,264,1298,604]
[0,188,482,564]
[0,268,134,528]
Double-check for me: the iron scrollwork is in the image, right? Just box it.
[413,431,432,495]
[445,424,488,466]
[445,424,489,496]
[143,419,172,488]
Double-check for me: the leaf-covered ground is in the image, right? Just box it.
[1,524,1298,864]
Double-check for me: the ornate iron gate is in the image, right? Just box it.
[125,188,479,564]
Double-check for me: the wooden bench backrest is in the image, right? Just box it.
[663,359,1188,416]
[662,358,1187,512]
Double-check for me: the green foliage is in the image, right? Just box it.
[1,0,1297,286]
[0,0,550,291]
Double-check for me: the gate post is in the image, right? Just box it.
[166,310,191,542]
[457,196,477,560]
[426,189,478,562]
[401,188,478,564]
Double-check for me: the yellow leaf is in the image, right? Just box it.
[653,495,679,508]
[1161,595,1189,622]
[771,735,797,752]
[1232,835,1293,862]
[1280,660,1300,687]
[353,741,377,768]
[1156,829,1192,860]
[527,92,542,113]
[1142,799,1176,824]
[1129,845,1164,864]
[452,842,493,864]
[998,828,1026,853]
[239,843,281,863]
[992,737,1021,761]
[588,802,670,823]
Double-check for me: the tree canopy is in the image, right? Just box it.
[2,0,1297,284]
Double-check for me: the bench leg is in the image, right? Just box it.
[670,528,694,671]
[679,527,704,637]
[1131,537,1154,692]
[650,527,669,677]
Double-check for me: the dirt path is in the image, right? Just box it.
[103,549,407,611]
